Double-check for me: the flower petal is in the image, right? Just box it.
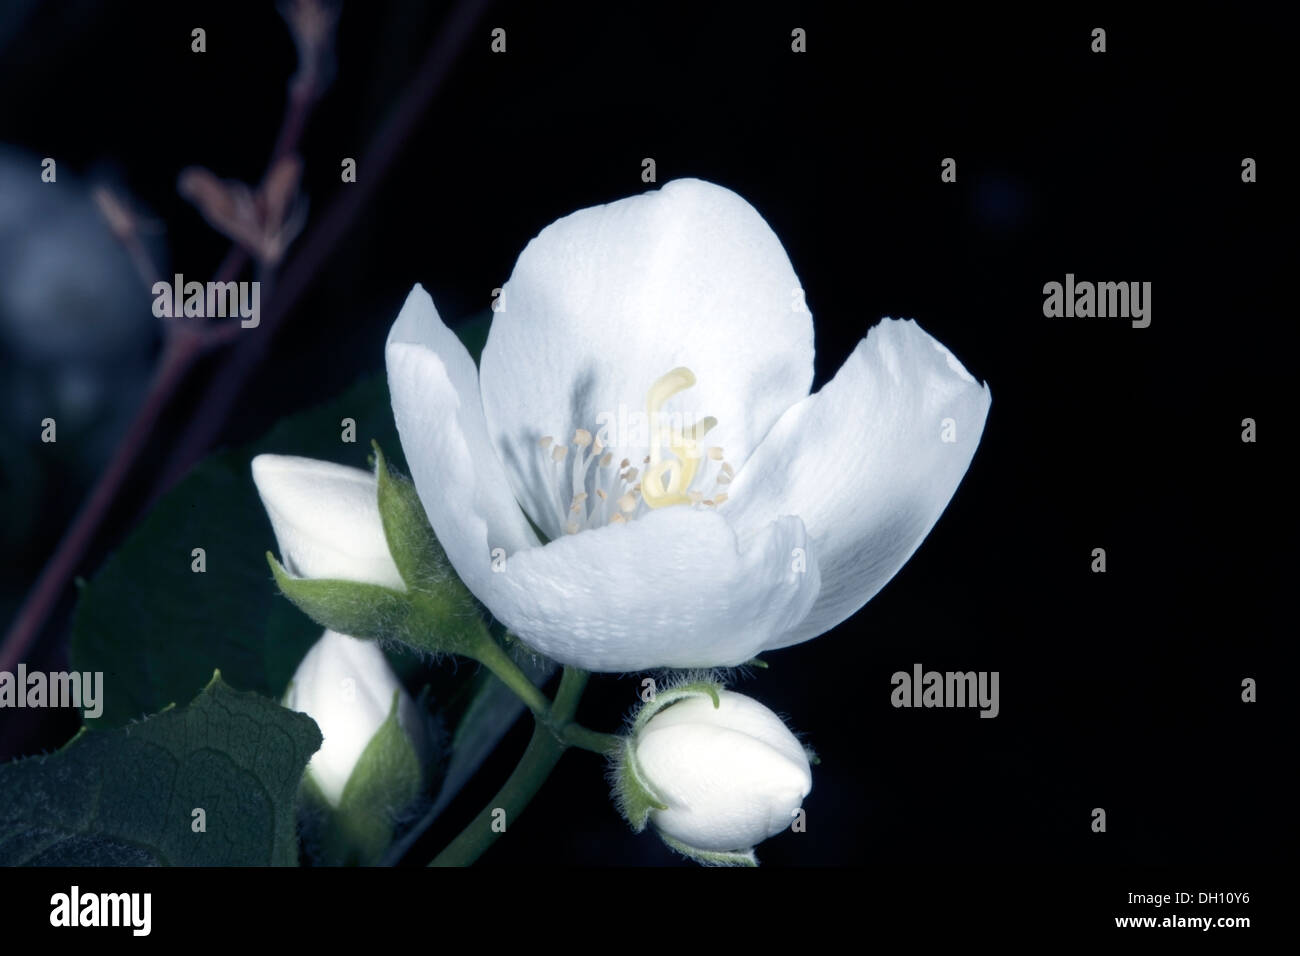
[486,508,820,672]
[251,454,404,591]
[721,318,991,648]
[479,178,814,539]
[385,285,540,606]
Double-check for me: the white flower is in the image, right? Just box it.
[284,629,424,808]
[627,689,811,863]
[251,454,405,591]
[385,178,991,671]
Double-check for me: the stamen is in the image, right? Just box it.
[531,368,736,533]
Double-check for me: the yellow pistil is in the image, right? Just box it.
[641,367,718,508]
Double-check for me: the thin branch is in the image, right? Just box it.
[0,4,346,672]
[152,0,490,498]
[0,330,201,672]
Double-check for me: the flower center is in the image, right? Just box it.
[536,367,734,535]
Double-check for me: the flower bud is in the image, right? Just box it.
[284,630,428,864]
[252,454,404,590]
[254,450,489,658]
[617,687,812,865]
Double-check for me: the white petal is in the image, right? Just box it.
[637,691,811,852]
[479,178,814,539]
[252,454,405,591]
[284,630,421,807]
[486,508,821,672]
[385,285,541,606]
[722,319,991,648]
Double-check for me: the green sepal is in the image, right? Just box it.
[612,738,668,833]
[301,690,425,866]
[373,441,457,593]
[657,832,758,868]
[267,553,490,658]
[268,553,413,639]
[631,679,723,736]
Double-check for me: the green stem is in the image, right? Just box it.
[426,666,616,866]
[551,666,588,721]
[562,723,621,754]
[467,631,552,720]
[428,719,566,867]
[547,668,619,752]
[466,642,617,752]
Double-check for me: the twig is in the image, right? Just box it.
[0,329,201,672]
[153,0,490,498]
[0,3,346,673]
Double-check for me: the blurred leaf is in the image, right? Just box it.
[0,674,320,865]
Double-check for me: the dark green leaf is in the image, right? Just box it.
[0,674,320,865]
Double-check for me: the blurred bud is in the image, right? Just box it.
[178,158,305,267]
[278,0,339,90]
[615,686,812,866]
[285,630,428,864]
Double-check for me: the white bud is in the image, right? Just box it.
[251,454,404,590]
[283,630,424,807]
[631,690,811,859]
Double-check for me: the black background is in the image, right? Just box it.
[0,2,1287,872]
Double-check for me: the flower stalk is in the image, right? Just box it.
[429,666,602,867]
